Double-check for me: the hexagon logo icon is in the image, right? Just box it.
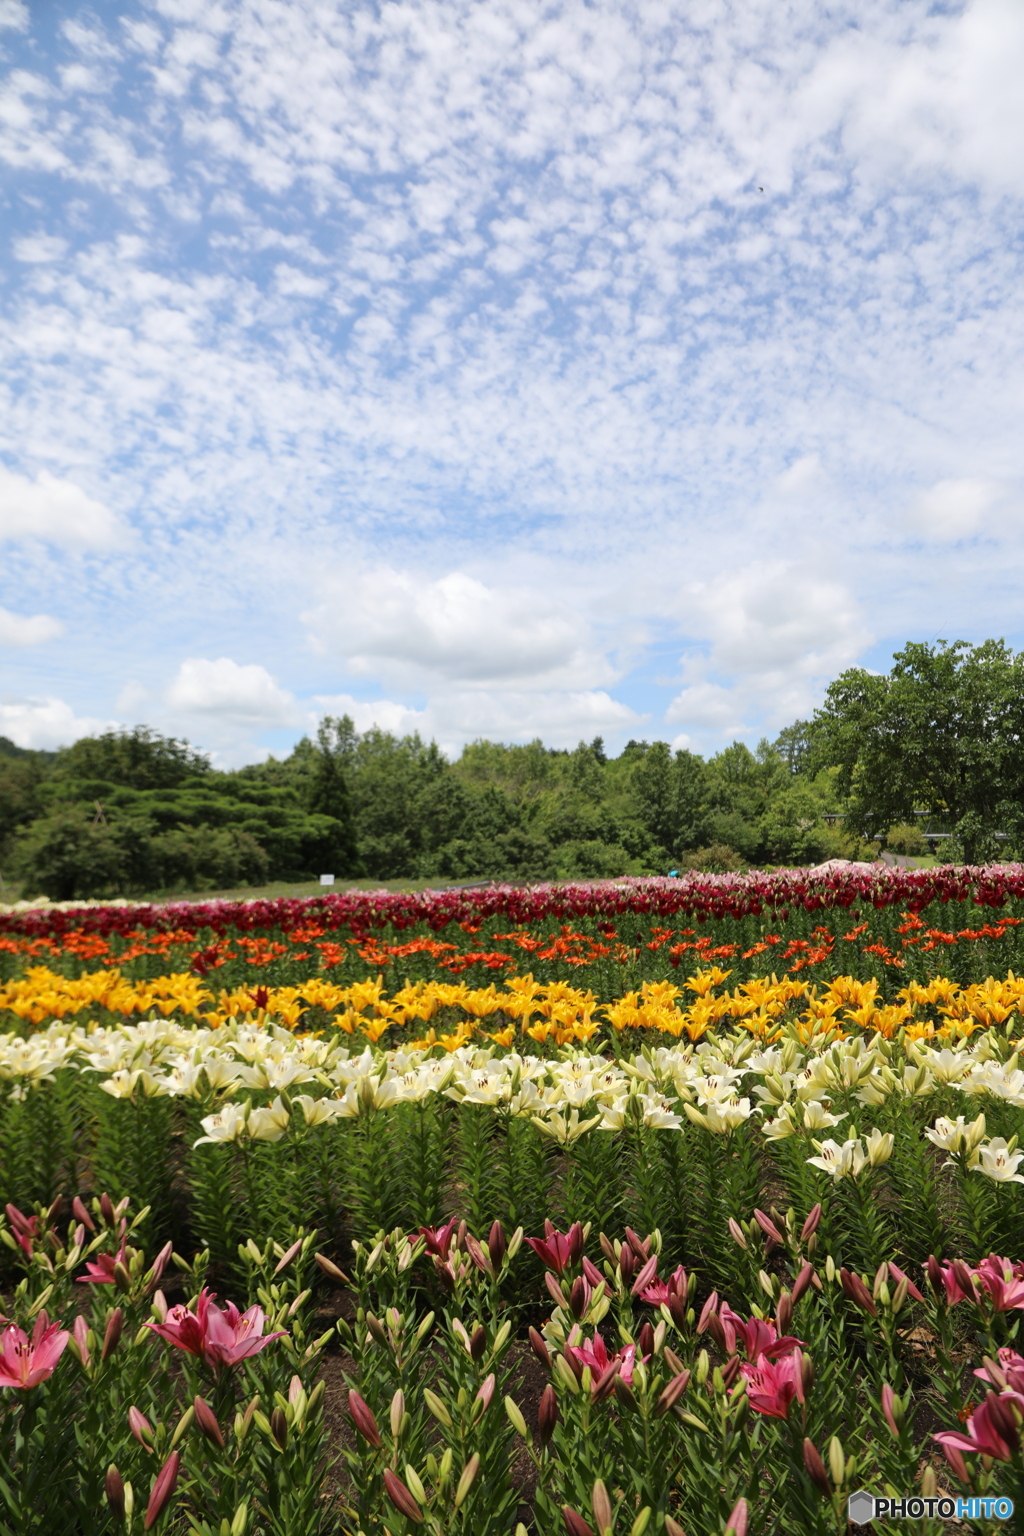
[847,1490,876,1525]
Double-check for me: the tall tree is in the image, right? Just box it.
[811,639,1024,863]
[306,716,361,875]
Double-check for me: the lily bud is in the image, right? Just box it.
[724,1496,748,1536]
[505,1396,529,1438]
[270,1407,288,1450]
[800,1352,815,1397]
[383,1470,424,1525]
[569,1276,589,1320]
[105,1465,125,1522]
[475,1374,496,1414]
[143,1451,180,1531]
[72,1315,91,1371]
[881,1383,901,1437]
[537,1384,559,1445]
[562,1509,595,1536]
[194,1396,225,1449]
[128,1406,154,1448]
[776,1292,793,1335]
[529,1327,552,1369]
[631,1254,659,1296]
[599,1234,616,1265]
[663,1347,686,1376]
[390,1389,406,1439]
[488,1220,506,1270]
[568,1222,585,1263]
[664,1520,687,1536]
[456,1219,468,1251]
[791,1261,815,1305]
[613,1373,636,1410]
[839,1267,877,1316]
[469,1324,487,1361]
[754,1208,785,1247]
[720,1355,742,1390]
[637,1321,655,1358]
[803,1438,830,1496]
[952,1260,977,1300]
[801,1203,822,1242]
[100,1193,116,1227]
[592,1480,613,1536]
[728,1218,748,1250]
[454,1453,480,1509]
[347,1390,382,1448]
[101,1308,124,1363]
[73,1197,96,1233]
[828,1435,845,1487]
[314,1253,350,1284]
[655,1370,691,1416]
[619,1245,636,1283]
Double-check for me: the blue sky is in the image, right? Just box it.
[2,0,1023,765]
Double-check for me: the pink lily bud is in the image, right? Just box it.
[74,1224,86,1249]
[582,1256,604,1288]
[801,1204,822,1242]
[881,1383,900,1438]
[562,1509,595,1536]
[465,1234,493,1278]
[568,1222,585,1263]
[194,1395,225,1449]
[941,1441,970,1483]
[720,1355,742,1390]
[72,1315,91,1370]
[149,1243,173,1286]
[697,1290,720,1334]
[792,1348,806,1406]
[613,1373,636,1411]
[546,1272,568,1309]
[655,1369,691,1416]
[951,1260,977,1300]
[105,1465,125,1522]
[535,1383,558,1446]
[664,1346,687,1376]
[888,1262,924,1303]
[598,1234,616,1265]
[47,1195,64,1225]
[488,1221,506,1270]
[143,1450,180,1530]
[99,1193,116,1227]
[754,1208,785,1248]
[569,1277,590,1320]
[456,1219,468,1252]
[113,1261,132,1294]
[128,1406,154,1448]
[631,1254,659,1296]
[625,1227,649,1260]
[347,1390,382,1448]
[801,1352,815,1397]
[270,1407,288,1450]
[529,1327,552,1370]
[383,1469,424,1524]
[637,1321,655,1358]
[925,1254,945,1294]
[101,1308,124,1363]
[776,1293,793,1335]
[618,1245,636,1283]
[475,1373,496,1412]
[288,1375,304,1406]
[803,1438,830,1496]
[592,1361,621,1402]
[725,1496,749,1536]
[792,1261,815,1305]
[314,1253,349,1284]
[839,1268,877,1316]
[469,1324,487,1361]
[664,1519,688,1536]
[151,1290,168,1323]
[273,1238,302,1276]
[728,1219,749,1251]
[592,1479,613,1535]
[73,1197,96,1233]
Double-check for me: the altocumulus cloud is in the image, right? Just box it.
[0,0,1023,759]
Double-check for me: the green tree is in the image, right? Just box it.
[51,726,210,789]
[811,639,1024,864]
[305,716,361,875]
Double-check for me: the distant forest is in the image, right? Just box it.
[0,716,876,900]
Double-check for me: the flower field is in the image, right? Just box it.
[4,870,1024,1533]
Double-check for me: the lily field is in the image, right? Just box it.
[3,868,1024,1534]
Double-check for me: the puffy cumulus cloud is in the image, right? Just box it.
[313,687,641,756]
[908,478,1005,541]
[0,695,112,750]
[665,564,871,747]
[0,465,120,547]
[165,658,299,725]
[305,569,613,689]
[12,234,67,263]
[0,1,28,30]
[0,607,63,647]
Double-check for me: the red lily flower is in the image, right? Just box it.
[145,1288,285,1368]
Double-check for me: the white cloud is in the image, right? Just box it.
[0,465,120,547]
[165,657,298,724]
[12,235,68,263]
[0,607,63,647]
[0,1,28,31]
[685,564,869,679]
[115,679,151,714]
[909,478,1004,540]
[313,686,641,755]
[0,696,112,750]
[305,568,612,689]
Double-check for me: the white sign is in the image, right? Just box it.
[319,874,335,885]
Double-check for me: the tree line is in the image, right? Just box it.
[1,639,1018,899]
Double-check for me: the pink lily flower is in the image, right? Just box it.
[935,1391,1024,1464]
[974,1255,1024,1312]
[741,1352,801,1419]
[565,1329,644,1387]
[145,1288,285,1368]
[975,1348,1024,1394]
[639,1263,688,1308]
[416,1220,459,1261]
[526,1222,583,1277]
[724,1306,806,1364]
[0,1313,70,1389]
[4,1205,40,1261]
[78,1238,130,1285]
